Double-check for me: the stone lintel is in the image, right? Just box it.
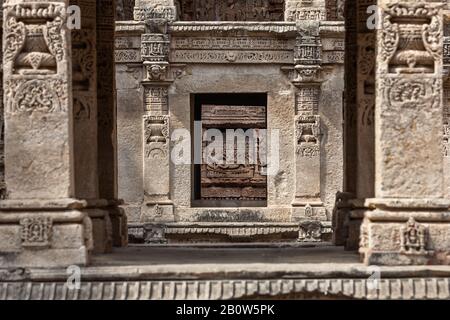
[0,210,86,224]
[365,198,450,211]
[0,199,88,211]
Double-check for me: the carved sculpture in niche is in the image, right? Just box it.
[200,105,267,201]
[144,115,169,158]
[177,0,284,21]
[381,3,442,74]
[20,217,52,248]
[400,218,428,255]
[298,221,322,242]
[4,4,66,75]
[296,115,321,157]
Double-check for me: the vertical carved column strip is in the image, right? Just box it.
[136,1,177,223]
[141,35,173,222]
[360,1,450,266]
[0,3,5,199]
[290,21,327,242]
[0,0,91,267]
[97,0,128,247]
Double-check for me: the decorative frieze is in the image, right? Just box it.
[177,0,284,22]
[134,6,176,21]
[170,50,294,64]
[286,7,327,22]
[171,37,295,51]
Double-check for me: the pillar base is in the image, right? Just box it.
[360,198,450,266]
[0,199,91,268]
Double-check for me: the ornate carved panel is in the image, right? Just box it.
[20,217,52,248]
[200,105,267,201]
[177,0,284,21]
[295,115,320,157]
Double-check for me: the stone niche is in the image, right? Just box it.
[115,11,345,243]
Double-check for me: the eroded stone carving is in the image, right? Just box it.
[144,87,169,111]
[144,115,169,158]
[4,3,66,75]
[177,0,284,21]
[201,105,267,201]
[400,218,428,255]
[296,115,321,157]
[20,217,52,248]
[298,221,322,242]
[380,3,442,74]
[5,79,65,114]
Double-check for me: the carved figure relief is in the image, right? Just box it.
[400,218,428,255]
[20,217,52,248]
[200,105,267,201]
[298,221,322,242]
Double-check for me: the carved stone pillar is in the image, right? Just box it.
[97,0,128,248]
[0,4,5,200]
[70,0,112,254]
[137,1,176,223]
[287,22,328,241]
[0,0,91,267]
[361,1,450,265]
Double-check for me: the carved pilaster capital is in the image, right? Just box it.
[281,65,324,86]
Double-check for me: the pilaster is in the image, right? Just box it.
[361,1,450,265]
[0,0,90,267]
[137,0,176,223]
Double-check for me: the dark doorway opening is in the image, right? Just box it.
[192,93,268,208]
